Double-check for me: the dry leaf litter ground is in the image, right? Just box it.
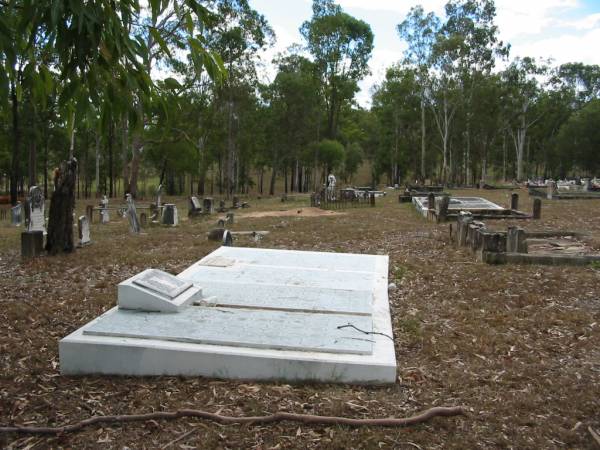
[0,188,599,449]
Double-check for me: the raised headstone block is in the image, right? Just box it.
[533,198,542,219]
[118,269,203,313]
[223,229,233,246]
[21,231,44,258]
[161,204,179,226]
[507,226,527,253]
[510,192,519,210]
[203,197,214,214]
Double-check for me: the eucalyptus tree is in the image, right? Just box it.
[202,0,273,196]
[268,53,322,192]
[371,65,421,185]
[430,0,507,184]
[397,6,439,180]
[503,57,546,181]
[556,99,600,175]
[300,0,373,140]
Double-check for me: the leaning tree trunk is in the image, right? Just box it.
[46,158,78,255]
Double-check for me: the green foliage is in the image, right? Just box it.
[301,0,373,138]
[556,99,600,174]
[316,139,345,171]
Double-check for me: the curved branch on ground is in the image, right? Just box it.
[0,406,466,435]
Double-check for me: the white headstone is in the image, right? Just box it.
[78,215,91,246]
[11,203,23,226]
[26,186,45,233]
[100,195,110,224]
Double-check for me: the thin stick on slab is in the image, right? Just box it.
[0,406,466,435]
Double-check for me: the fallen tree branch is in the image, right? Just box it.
[0,406,465,435]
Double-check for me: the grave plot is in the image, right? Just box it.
[412,194,532,221]
[450,213,600,266]
[60,247,396,384]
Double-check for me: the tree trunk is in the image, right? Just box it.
[269,166,276,196]
[95,133,101,197]
[108,121,114,198]
[10,80,20,206]
[420,96,426,181]
[46,158,77,255]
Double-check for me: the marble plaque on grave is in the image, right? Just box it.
[119,268,201,312]
[133,269,192,299]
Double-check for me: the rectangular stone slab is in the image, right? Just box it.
[197,281,372,316]
[180,264,377,293]
[187,246,381,272]
[84,306,373,355]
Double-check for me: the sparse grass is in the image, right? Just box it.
[0,188,599,449]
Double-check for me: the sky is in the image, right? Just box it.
[248,0,600,107]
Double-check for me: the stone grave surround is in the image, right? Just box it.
[412,196,504,217]
[60,247,396,384]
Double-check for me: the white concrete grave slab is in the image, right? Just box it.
[412,196,505,217]
[60,247,396,384]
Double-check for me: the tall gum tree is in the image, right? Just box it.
[300,0,373,140]
[397,6,439,181]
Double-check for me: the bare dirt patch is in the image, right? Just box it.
[239,206,346,218]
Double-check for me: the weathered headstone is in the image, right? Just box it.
[226,212,234,225]
[26,186,45,233]
[510,192,519,210]
[208,227,232,246]
[78,215,91,246]
[507,226,527,253]
[126,194,141,234]
[218,199,227,213]
[140,212,147,228]
[217,219,225,227]
[189,196,202,217]
[11,203,23,226]
[547,180,557,199]
[532,198,542,220]
[161,204,179,226]
[232,196,240,209]
[222,229,233,246]
[100,195,110,224]
[203,197,214,214]
[436,195,450,222]
[21,231,44,258]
